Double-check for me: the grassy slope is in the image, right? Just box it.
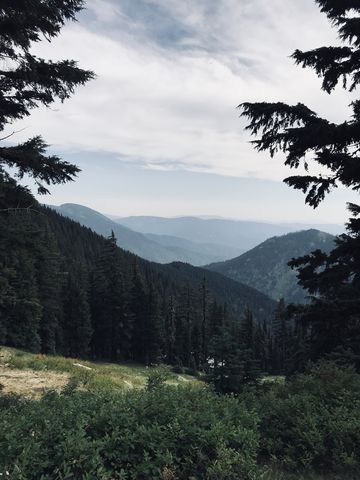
[0,346,201,398]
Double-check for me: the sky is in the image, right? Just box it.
[9,0,359,223]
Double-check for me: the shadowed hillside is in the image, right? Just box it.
[207,230,336,303]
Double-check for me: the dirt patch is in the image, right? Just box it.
[0,365,69,398]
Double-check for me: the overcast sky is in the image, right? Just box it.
[10,0,359,223]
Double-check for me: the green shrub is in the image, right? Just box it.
[0,385,260,479]
[146,365,171,391]
[258,361,360,472]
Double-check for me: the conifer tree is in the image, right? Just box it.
[240,0,360,368]
[165,295,177,364]
[130,261,148,362]
[91,232,131,360]
[144,284,163,365]
[1,213,42,350]
[271,299,289,374]
[0,0,94,207]
[177,285,193,367]
[63,267,93,358]
[242,307,254,351]
[37,224,62,354]
[200,276,209,366]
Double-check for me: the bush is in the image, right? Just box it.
[0,385,260,479]
[2,359,360,478]
[146,365,171,391]
[258,361,360,472]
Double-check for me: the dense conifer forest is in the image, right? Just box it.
[0,204,278,381]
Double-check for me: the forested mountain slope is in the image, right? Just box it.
[156,262,275,322]
[48,207,275,322]
[52,204,237,265]
[0,206,275,368]
[207,230,336,303]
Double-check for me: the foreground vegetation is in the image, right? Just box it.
[1,359,359,479]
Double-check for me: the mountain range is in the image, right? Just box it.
[45,206,277,323]
[206,229,336,303]
[50,204,342,269]
[115,215,342,251]
[51,203,240,265]
[51,203,339,303]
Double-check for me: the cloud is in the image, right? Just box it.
[10,0,356,182]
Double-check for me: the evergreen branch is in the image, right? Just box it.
[338,17,360,47]
[0,136,81,193]
[284,175,337,208]
[315,0,360,20]
[292,47,360,93]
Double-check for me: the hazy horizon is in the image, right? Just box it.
[49,201,344,231]
[8,0,358,224]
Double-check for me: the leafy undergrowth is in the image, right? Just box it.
[0,385,260,480]
[1,351,359,479]
[0,346,201,397]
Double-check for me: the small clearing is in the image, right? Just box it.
[0,346,202,398]
[0,365,69,398]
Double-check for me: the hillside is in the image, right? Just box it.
[156,262,276,321]
[207,229,336,303]
[1,205,275,370]
[45,206,276,320]
[51,204,239,265]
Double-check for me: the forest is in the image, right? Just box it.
[1,0,360,478]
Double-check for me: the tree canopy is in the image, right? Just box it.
[0,0,94,206]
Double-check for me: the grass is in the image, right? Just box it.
[0,345,202,397]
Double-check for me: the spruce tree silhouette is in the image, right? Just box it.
[0,1,94,207]
[240,0,360,369]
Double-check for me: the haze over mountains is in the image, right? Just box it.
[52,204,243,265]
[47,206,277,323]
[115,215,342,251]
[52,203,339,303]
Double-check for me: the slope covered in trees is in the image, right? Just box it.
[52,203,239,265]
[207,229,335,303]
[0,205,275,372]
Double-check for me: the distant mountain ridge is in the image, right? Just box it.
[50,204,242,265]
[115,215,342,252]
[206,229,336,303]
[46,206,276,323]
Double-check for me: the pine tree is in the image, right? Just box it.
[63,267,93,358]
[129,261,148,363]
[240,0,360,368]
[144,284,163,365]
[0,1,94,208]
[1,213,42,351]
[200,276,209,366]
[37,224,62,354]
[176,285,193,367]
[242,307,254,351]
[208,304,260,393]
[165,295,177,364]
[271,299,289,374]
[91,232,131,360]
